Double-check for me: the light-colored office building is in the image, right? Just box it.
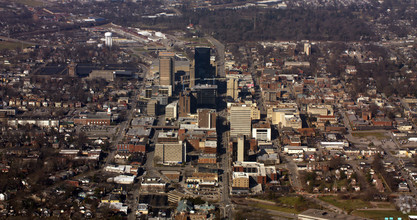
[154,141,185,164]
[232,172,249,188]
[227,78,239,100]
[165,101,178,120]
[230,105,252,137]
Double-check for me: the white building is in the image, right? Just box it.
[320,141,349,150]
[165,101,178,121]
[283,145,317,155]
[105,32,113,47]
[252,123,271,141]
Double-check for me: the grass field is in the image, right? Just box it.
[372,202,395,209]
[352,210,411,219]
[11,0,44,7]
[352,132,387,140]
[319,196,372,213]
[253,203,300,214]
[0,41,32,51]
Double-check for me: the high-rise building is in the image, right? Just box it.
[189,63,195,88]
[147,100,158,116]
[197,109,216,129]
[178,90,195,117]
[105,32,113,47]
[237,135,245,162]
[194,47,211,84]
[230,105,252,137]
[165,101,178,121]
[304,43,311,56]
[68,62,77,77]
[227,78,239,100]
[159,52,175,91]
[191,84,217,107]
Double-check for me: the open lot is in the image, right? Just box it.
[0,41,33,51]
[10,0,44,7]
[352,210,412,219]
[318,196,371,213]
[352,132,388,140]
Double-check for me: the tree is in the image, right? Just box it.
[372,155,383,173]
[329,157,344,170]
[153,156,161,166]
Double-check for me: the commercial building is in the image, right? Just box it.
[230,105,252,137]
[307,104,334,116]
[197,109,216,129]
[147,100,158,116]
[167,190,186,204]
[227,78,239,100]
[116,137,147,153]
[232,172,249,188]
[237,136,246,162]
[165,101,178,121]
[154,141,186,164]
[179,90,195,117]
[191,84,217,107]
[270,107,302,129]
[141,177,166,192]
[194,47,212,84]
[159,52,175,91]
[73,112,111,126]
[252,122,271,141]
[157,131,178,143]
[232,161,278,185]
[8,118,60,128]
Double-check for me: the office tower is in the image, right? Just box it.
[68,62,77,77]
[105,32,112,47]
[194,47,211,84]
[178,90,195,117]
[304,43,311,56]
[237,135,245,162]
[191,84,217,107]
[197,109,216,129]
[227,78,239,100]
[147,100,158,116]
[190,63,195,88]
[165,101,178,121]
[159,52,175,92]
[230,105,252,137]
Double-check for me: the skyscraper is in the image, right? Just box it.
[304,43,311,56]
[227,78,239,100]
[159,52,175,92]
[194,47,211,84]
[237,135,245,162]
[190,63,195,88]
[230,105,252,137]
[178,90,195,117]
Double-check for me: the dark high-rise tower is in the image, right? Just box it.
[194,47,212,85]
